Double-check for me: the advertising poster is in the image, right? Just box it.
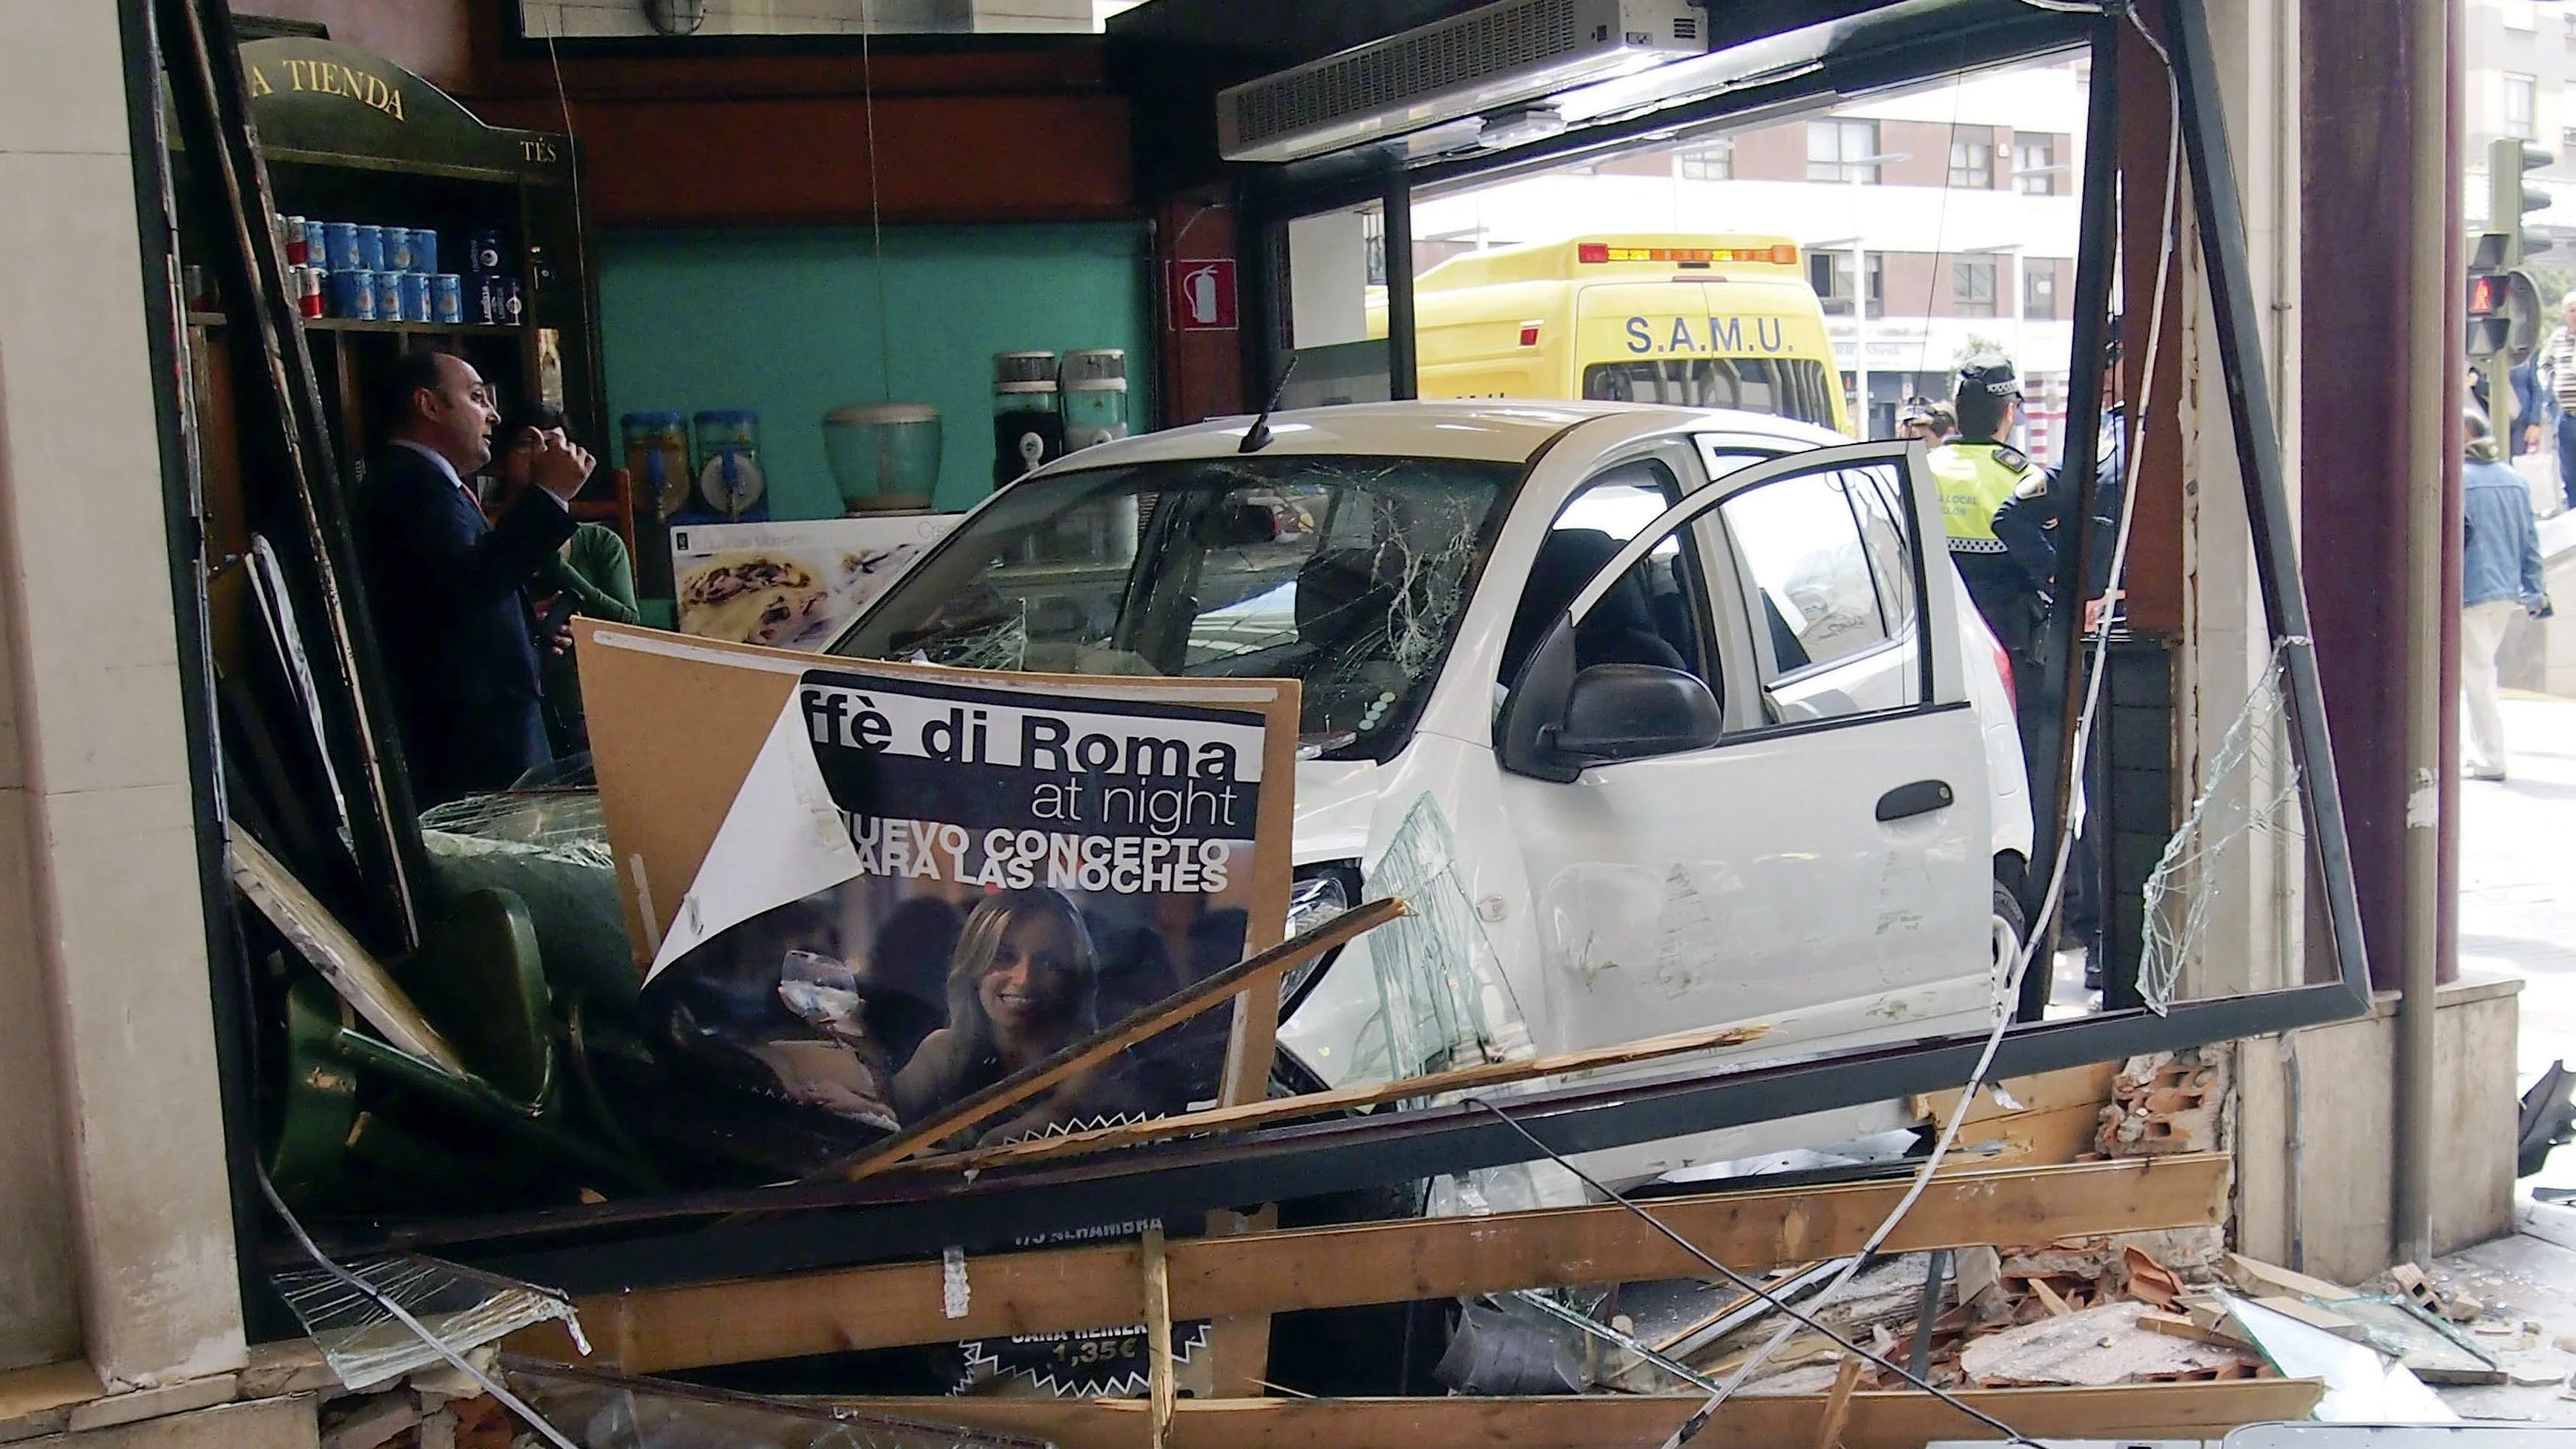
[579,624,1297,1396]
[671,515,958,651]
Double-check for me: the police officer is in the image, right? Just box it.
[1927,353,2055,703]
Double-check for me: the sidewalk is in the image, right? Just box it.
[2434,690,2576,1422]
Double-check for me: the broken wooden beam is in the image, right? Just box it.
[806,1379,2327,1449]
[521,1154,2232,1374]
[893,1019,1774,1178]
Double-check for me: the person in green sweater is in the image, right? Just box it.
[493,406,638,752]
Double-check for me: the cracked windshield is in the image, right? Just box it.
[831,456,1517,757]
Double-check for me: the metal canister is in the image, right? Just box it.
[372,269,403,321]
[410,228,438,275]
[432,273,463,325]
[384,225,412,272]
[281,214,308,265]
[304,220,328,269]
[322,222,358,272]
[329,270,375,320]
[498,277,524,326]
[470,229,502,274]
[399,272,431,323]
[354,224,384,272]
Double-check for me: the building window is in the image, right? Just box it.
[1865,251,1885,320]
[2507,73,2538,139]
[1809,250,1854,315]
[2017,138,2058,195]
[1949,131,1994,189]
[1678,138,1733,180]
[1954,257,1997,318]
[1807,119,1881,183]
[2023,261,2058,319]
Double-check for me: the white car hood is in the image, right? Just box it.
[1291,757,1386,866]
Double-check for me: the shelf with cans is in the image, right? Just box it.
[177,36,629,594]
[265,215,524,329]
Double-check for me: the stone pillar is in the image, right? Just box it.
[0,0,246,1389]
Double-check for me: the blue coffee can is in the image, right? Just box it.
[410,228,438,276]
[384,226,412,272]
[372,269,403,320]
[303,220,329,269]
[329,269,375,320]
[322,221,358,272]
[354,224,384,271]
[399,271,431,323]
[432,273,464,324]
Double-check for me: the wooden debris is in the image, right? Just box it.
[823,1379,2330,1449]
[2225,1252,2359,1304]
[2029,1278,2075,1318]
[1812,1357,1865,1449]
[518,1155,2231,1376]
[2139,1311,2253,1348]
[1958,1301,2260,1388]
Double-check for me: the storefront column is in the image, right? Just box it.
[0,0,245,1389]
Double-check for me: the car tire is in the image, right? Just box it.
[1994,877,2046,1021]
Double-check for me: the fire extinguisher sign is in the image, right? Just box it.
[1169,258,1238,332]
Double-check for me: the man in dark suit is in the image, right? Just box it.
[356,349,593,806]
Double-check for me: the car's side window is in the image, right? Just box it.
[1702,462,1928,723]
[1498,458,1713,692]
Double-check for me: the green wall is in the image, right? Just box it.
[596,223,1152,521]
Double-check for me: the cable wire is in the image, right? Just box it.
[1462,1098,2046,1449]
[1643,13,2189,1439]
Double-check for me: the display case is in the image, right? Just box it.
[182,38,625,564]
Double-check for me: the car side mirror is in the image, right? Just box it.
[1555,664,1723,762]
[1498,615,1722,782]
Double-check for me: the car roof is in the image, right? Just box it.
[1032,399,1840,472]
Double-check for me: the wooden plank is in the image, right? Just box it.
[1913,1063,2119,1126]
[2224,1252,2358,1303]
[1144,1227,1175,1449]
[812,1380,2328,1449]
[527,1155,2233,1375]
[1935,1102,2115,1171]
[895,1020,1774,1178]
[1812,1356,1865,1449]
[830,897,1405,1182]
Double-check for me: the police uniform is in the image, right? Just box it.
[1926,355,2054,659]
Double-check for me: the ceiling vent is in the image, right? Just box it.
[1218,0,1706,164]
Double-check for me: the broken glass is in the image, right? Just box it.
[1354,793,1534,1084]
[2138,650,2302,1011]
[273,1255,587,1393]
[830,455,1515,762]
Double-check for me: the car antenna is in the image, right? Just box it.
[1239,355,1299,455]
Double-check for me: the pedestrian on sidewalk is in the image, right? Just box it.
[2535,291,2576,511]
[2462,409,2552,782]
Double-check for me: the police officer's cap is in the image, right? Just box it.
[1897,395,1938,424]
[1957,353,2022,397]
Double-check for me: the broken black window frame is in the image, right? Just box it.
[131,0,2372,1300]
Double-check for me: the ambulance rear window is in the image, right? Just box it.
[1581,358,1839,427]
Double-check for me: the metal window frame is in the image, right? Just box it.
[273,0,2372,1295]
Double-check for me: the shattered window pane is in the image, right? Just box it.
[2138,651,2301,1011]
[500,1359,1049,1449]
[273,1255,586,1393]
[831,455,1516,762]
[1281,795,1548,1110]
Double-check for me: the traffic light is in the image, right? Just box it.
[2490,136,2554,266]
[2466,268,2537,357]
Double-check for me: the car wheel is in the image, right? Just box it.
[1993,877,2044,1020]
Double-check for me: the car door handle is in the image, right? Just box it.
[1875,779,1956,822]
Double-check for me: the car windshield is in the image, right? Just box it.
[828,454,1521,759]
[1583,358,1840,428]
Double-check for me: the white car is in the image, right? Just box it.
[829,400,2034,1183]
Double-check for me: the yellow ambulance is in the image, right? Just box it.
[1370,234,1852,435]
